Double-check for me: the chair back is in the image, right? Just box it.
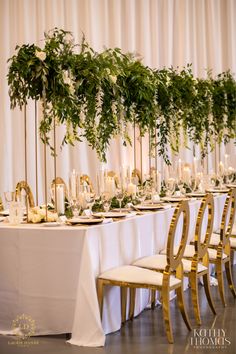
[15,181,35,207]
[166,201,190,271]
[194,194,214,259]
[220,188,236,247]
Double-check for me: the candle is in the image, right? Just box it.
[70,169,77,199]
[218,161,224,176]
[224,154,229,171]
[156,171,162,194]
[182,167,191,184]
[105,177,116,198]
[127,182,137,196]
[193,158,198,177]
[164,164,169,181]
[56,185,65,215]
[177,159,182,180]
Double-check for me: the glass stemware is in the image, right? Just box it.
[165,178,176,197]
[85,192,95,217]
[137,186,146,204]
[116,188,124,212]
[101,192,111,213]
[4,191,15,209]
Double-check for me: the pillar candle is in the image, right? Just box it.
[56,185,65,215]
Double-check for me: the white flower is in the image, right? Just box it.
[35,50,46,61]
[109,75,117,84]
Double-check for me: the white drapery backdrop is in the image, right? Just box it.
[0,0,236,203]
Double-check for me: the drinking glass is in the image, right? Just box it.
[166,178,176,197]
[116,188,124,212]
[137,186,146,204]
[101,192,111,213]
[85,192,95,217]
[4,191,15,210]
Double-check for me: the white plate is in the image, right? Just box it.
[67,218,103,225]
[206,189,229,193]
[42,222,61,227]
[95,212,128,218]
[135,204,165,210]
[0,210,9,216]
[162,197,190,202]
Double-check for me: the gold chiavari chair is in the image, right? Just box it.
[207,188,236,306]
[97,201,191,343]
[0,196,3,211]
[137,194,216,325]
[15,181,35,208]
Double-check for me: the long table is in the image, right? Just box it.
[0,195,226,346]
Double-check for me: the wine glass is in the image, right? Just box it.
[101,192,111,213]
[85,192,95,217]
[116,188,124,212]
[165,178,176,197]
[4,191,15,209]
[137,186,146,205]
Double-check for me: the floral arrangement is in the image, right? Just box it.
[28,206,58,223]
[7,28,236,164]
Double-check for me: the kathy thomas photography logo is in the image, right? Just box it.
[190,328,231,349]
[8,314,39,347]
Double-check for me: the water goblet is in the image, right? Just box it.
[116,188,124,212]
[85,192,95,217]
[165,178,176,197]
[101,192,111,213]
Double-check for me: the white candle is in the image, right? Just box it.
[56,185,65,215]
[224,154,229,171]
[127,183,137,196]
[164,164,169,181]
[178,159,182,180]
[182,167,191,184]
[70,169,77,199]
[105,177,116,198]
[193,158,198,177]
[219,161,224,175]
[156,171,162,194]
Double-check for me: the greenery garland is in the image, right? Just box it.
[7,28,236,163]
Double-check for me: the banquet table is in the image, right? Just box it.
[0,194,227,346]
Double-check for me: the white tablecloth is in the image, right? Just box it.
[0,195,226,346]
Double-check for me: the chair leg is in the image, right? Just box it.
[176,286,192,331]
[225,260,236,298]
[151,290,156,310]
[120,287,127,324]
[97,280,104,320]
[129,288,136,320]
[202,272,217,315]
[215,260,226,307]
[189,272,201,325]
[161,289,173,343]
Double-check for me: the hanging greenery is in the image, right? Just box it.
[7,28,236,163]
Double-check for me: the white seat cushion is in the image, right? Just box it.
[209,233,221,246]
[160,244,195,258]
[208,248,228,260]
[210,233,236,249]
[232,225,236,236]
[182,259,207,273]
[230,236,236,248]
[133,254,207,274]
[132,254,167,270]
[99,265,181,287]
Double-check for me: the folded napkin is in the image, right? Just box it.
[102,218,113,224]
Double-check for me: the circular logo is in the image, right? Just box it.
[12,314,36,340]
